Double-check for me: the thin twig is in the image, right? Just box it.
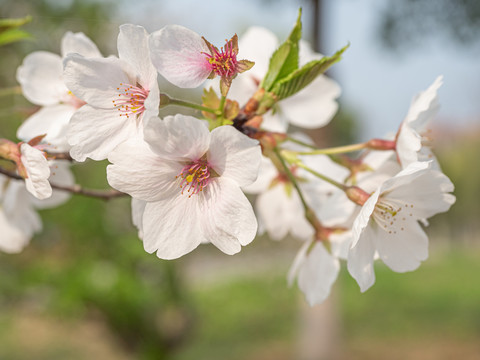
[0,166,126,201]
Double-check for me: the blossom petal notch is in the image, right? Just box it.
[149,25,254,96]
[64,24,159,161]
[107,115,261,259]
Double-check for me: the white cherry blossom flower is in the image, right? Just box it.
[149,25,253,95]
[396,76,442,169]
[226,26,341,132]
[347,161,455,292]
[16,31,101,151]
[107,115,261,259]
[64,24,159,161]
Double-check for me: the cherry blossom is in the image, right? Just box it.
[347,161,455,292]
[107,115,261,259]
[16,32,101,151]
[64,24,159,161]
[149,25,254,95]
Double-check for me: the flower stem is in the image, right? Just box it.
[273,147,309,212]
[0,166,126,201]
[286,136,317,150]
[273,147,326,242]
[294,142,367,155]
[161,95,217,114]
[295,161,347,191]
[218,95,226,114]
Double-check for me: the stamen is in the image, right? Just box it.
[203,39,238,78]
[112,83,149,119]
[176,160,212,197]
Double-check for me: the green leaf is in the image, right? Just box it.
[0,28,32,46]
[0,16,32,46]
[0,15,32,30]
[260,8,302,91]
[271,44,349,101]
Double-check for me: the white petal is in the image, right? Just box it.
[144,115,210,161]
[208,125,261,187]
[142,195,204,259]
[241,156,277,194]
[238,26,278,77]
[61,31,102,58]
[396,122,422,168]
[63,54,131,108]
[404,76,442,127]
[0,209,31,253]
[17,104,75,152]
[261,111,288,133]
[373,219,428,272]
[131,198,146,239]
[199,177,257,254]
[21,144,52,200]
[256,185,291,241]
[117,24,157,88]
[17,51,68,106]
[107,137,182,201]
[287,240,311,286]
[32,160,74,209]
[298,242,340,306]
[67,105,140,161]
[330,230,354,260]
[149,25,211,88]
[280,75,341,129]
[347,225,376,292]
[386,167,455,219]
[351,189,381,248]
[2,180,42,236]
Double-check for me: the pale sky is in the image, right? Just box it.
[122,0,480,140]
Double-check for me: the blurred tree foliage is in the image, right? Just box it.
[377,0,480,51]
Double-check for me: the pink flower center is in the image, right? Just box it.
[176,160,212,197]
[112,83,149,119]
[204,42,238,78]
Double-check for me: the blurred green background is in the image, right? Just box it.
[0,0,479,359]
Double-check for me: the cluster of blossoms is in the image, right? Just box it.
[0,13,455,305]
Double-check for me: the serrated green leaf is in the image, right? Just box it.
[260,8,302,91]
[271,44,349,101]
[0,28,32,46]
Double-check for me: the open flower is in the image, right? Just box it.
[16,31,101,151]
[107,114,261,259]
[149,25,254,95]
[64,24,159,161]
[347,161,455,292]
[395,76,442,169]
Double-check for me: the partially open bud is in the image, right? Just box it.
[345,185,370,206]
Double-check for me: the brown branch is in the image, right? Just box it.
[0,166,127,201]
